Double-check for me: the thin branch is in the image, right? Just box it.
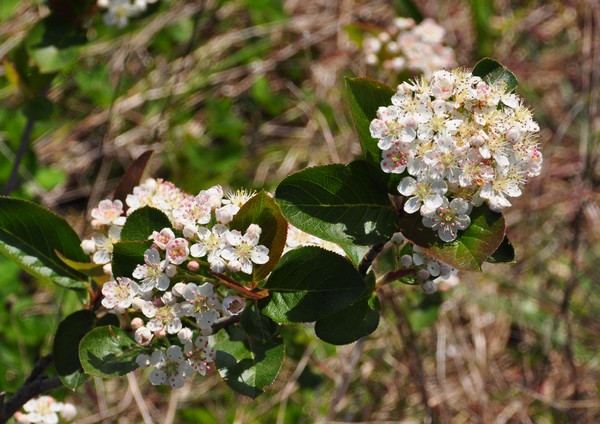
[358,242,386,277]
[0,377,62,424]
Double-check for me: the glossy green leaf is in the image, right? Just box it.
[486,235,515,263]
[215,308,284,399]
[79,326,143,378]
[230,191,288,281]
[472,58,518,93]
[0,197,88,289]
[55,251,106,278]
[399,206,506,272]
[53,310,119,389]
[262,247,366,323]
[111,240,152,279]
[120,206,171,241]
[315,292,380,345]
[275,161,397,246]
[53,310,95,389]
[345,77,401,192]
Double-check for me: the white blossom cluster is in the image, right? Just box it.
[14,396,76,424]
[81,178,268,388]
[370,68,542,242]
[391,233,459,293]
[97,0,160,28]
[362,18,456,77]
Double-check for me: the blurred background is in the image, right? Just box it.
[0,0,599,422]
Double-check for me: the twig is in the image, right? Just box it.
[0,375,62,423]
[358,242,386,277]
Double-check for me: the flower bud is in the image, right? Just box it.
[130,317,144,330]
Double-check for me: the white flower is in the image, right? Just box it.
[221,228,270,274]
[165,238,189,265]
[92,225,122,264]
[142,295,182,334]
[175,282,221,331]
[222,295,245,316]
[190,224,229,265]
[398,177,447,215]
[184,336,215,376]
[150,228,175,250]
[146,346,192,389]
[215,189,255,224]
[422,197,471,242]
[101,277,139,310]
[91,199,126,227]
[100,0,143,28]
[133,248,170,292]
[15,396,76,424]
[370,106,417,150]
[134,326,153,345]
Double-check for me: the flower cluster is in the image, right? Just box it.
[370,68,542,242]
[362,18,456,77]
[391,233,459,293]
[14,396,76,424]
[97,0,159,28]
[82,179,268,388]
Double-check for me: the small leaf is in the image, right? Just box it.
[345,77,401,192]
[79,326,143,378]
[472,58,518,93]
[229,191,288,281]
[120,207,171,241]
[113,151,154,210]
[111,240,152,279]
[275,160,397,246]
[0,197,88,289]
[215,307,284,399]
[315,292,380,345]
[55,251,106,277]
[486,235,515,263]
[392,0,424,22]
[53,310,95,389]
[262,247,366,323]
[399,206,506,272]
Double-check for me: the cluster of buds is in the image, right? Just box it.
[370,68,542,242]
[97,0,159,28]
[82,179,268,388]
[14,396,76,424]
[362,18,456,77]
[391,233,458,293]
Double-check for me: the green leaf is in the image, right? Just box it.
[53,310,119,389]
[215,307,284,399]
[0,197,88,289]
[55,251,106,278]
[486,235,515,263]
[472,58,518,93]
[275,160,397,246]
[315,292,380,345]
[262,247,366,323]
[113,151,154,209]
[345,77,401,193]
[229,191,288,281]
[399,206,506,272]
[79,326,143,378]
[120,206,171,241]
[25,16,87,73]
[392,0,424,22]
[338,243,370,267]
[111,240,152,279]
[53,310,95,389]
